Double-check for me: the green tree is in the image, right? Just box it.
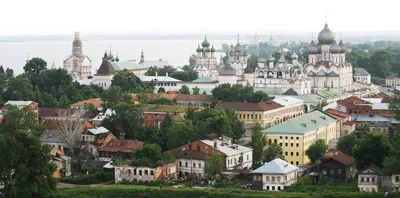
[179,85,190,94]
[0,65,4,75]
[166,121,198,150]
[305,139,328,165]
[132,143,175,167]
[247,54,259,72]
[263,143,285,163]
[251,123,266,169]
[158,87,165,93]
[170,71,198,82]
[148,97,173,105]
[0,106,44,134]
[101,86,124,108]
[3,75,35,101]
[249,91,269,103]
[205,151,222,177]
[5,68,14,77]
[337,133,358,156]
[111,69,142,92]
[192,86,200,95]
[0,131,56,198]
[101,102,143,139]
[202,90,207,95]
[383,135,400,175]
[189,54,197,67]
[23,57,47,78]
[389,91,400,119]
[369,49,395,78]
[145,66,176,76]
[353,132,391,169]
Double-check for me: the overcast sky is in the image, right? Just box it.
[2,0,398,36]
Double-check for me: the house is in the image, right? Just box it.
[114,161,178,183]
[370,92,393,103]
[99,139,144,158]
[263,110,337,165]
[80,126,116,158]
[386,74,400,87]
[215,100,303,129]
[391,175,400,192]
[168,147,207,178]
[358,164,381,192]
[337,97,396,118]
[142,104,198,127]
[354,68,371,84]
[2,100,39,119]
[315,150,356,182]
[69,98,103,110]
[174,94,213,108]
[50,147,71,178]
[324,108,355,138]
[40,130,68,152]
[351,114,399,136]
[251,158,299,191]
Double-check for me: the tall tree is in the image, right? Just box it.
[23,57,47,79]
[251,123,266,169]
[369,49,395,78]
[5,68,14,77]
[0,106,44,134]
[205,151,222,177]
[0,65,5,75]
[305,139,328,165]
[101,85,124,108]
[189,54,197,67]
[101,102,143,139]
[0,131,56,198]
[353,132,391,169]
[263,143,285,163]
[337,133,358,156]
[192,87,200,95]
[383,135,400,175]
[179,85,190,94]
[111,69,142,92]
[3,75,35,101]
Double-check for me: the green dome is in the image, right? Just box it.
[111,57,115,62]
[211,45,215,52]
[201,37,210,48]
[205,47,211,52]
[196,44,202,52]
[115,56,120,62]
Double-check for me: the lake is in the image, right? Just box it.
[0,39,236,74]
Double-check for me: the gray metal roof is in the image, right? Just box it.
[354,68,370,76]
[40,130,67,144]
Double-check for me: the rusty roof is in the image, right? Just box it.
[99,139,144,153]
[322,152,355,166]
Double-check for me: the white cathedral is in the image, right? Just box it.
[63,32,93,80]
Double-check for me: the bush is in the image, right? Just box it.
[60,168,114,185]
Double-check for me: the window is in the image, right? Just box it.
[285,152,288,156]
[285,136,288,139]
[366,177,370,182]
[296,152,299,156]
[267,186,270,190]
[361,177,364,182]
[290,161,293,164]
[145,170,148,175]
[337,169,342,175]
[234,158,237,164]
[274,139,277,144]
[278,186,281,190]
[330,169,335,175]
[139,170,142,176]
[322,169,327,175]
[296,137,299,140]
[271,176,275,182]
[280,143,282,146]
[296,161,299,165]
[251,114,253,119]
[277,176,281,183]
[199,163,201,168]
[179,161,182,167]
[247,155,249,160]
[134,169,137,175]
[285,143,288,146]
[193,163,196,168]
[291,143,293,147]
[372,177,375,183]
[185,162,188,167]
[290,152,293,156]
[290,137,293,140]
[272,186,275,190]
[150,170,154,175]
[296,143,299,147]
[268,139,271,145]
[197,144,200,151]
[128,169,131,175]
[280,136,282,139]
[266,176,270,181]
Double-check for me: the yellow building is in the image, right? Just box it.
[263,110,337,165]
[215,100,304,129]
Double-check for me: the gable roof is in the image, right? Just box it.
[87,127,109,135]
[354,68,370,76]
[4,100,35,107]
[359,164,382,175]
[215,101,282,111]
[175,94,213,101]
[263,110,336,135]
[251,158,298,174]
[138,75,181,82]
[322,152,355,166]
[40,130,67,144]
[324,108,350,120]
[99,139,144,153]
[282,88,298,96]
[200,139,252,157]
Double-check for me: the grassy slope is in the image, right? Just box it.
[51,185,394,198]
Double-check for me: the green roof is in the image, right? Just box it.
[316,91,347,100]
[262,110,336,135]
[192,76,213,83]
[384,91,395,97]
[282,88,298,96]
[112,62,149,71]
[143,104,192,113]
[290,94,323,103]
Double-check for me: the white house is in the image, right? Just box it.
[358,164,381,192]
[251,158,298,191]
[354,68,371,84]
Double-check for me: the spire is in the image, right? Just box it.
[51,59,57,69]
[237,33,240,44]
[325,9,328,24]
[139,49,144,64]
[103,51,108,60]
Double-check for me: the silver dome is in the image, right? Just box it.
[329,40,341,53]
[318,23,335,45]
[338,40,347,53]
[308,41,318,54]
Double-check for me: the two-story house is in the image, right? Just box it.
[142,104,199,127]
[251,158,298,191]
[80,126,116,158]
[114,161,178,183]
[99,139,144,158]
[358,164,381,192]
[315,150,356,182]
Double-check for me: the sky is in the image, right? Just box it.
[1,0,399,36]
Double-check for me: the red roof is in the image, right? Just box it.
[215,100,282,111]
[324,108,350,120]
[99,139,144,153]
[323,151,355,166]
[175,94,212,101]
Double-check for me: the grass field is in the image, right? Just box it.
[51,185,397,198]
